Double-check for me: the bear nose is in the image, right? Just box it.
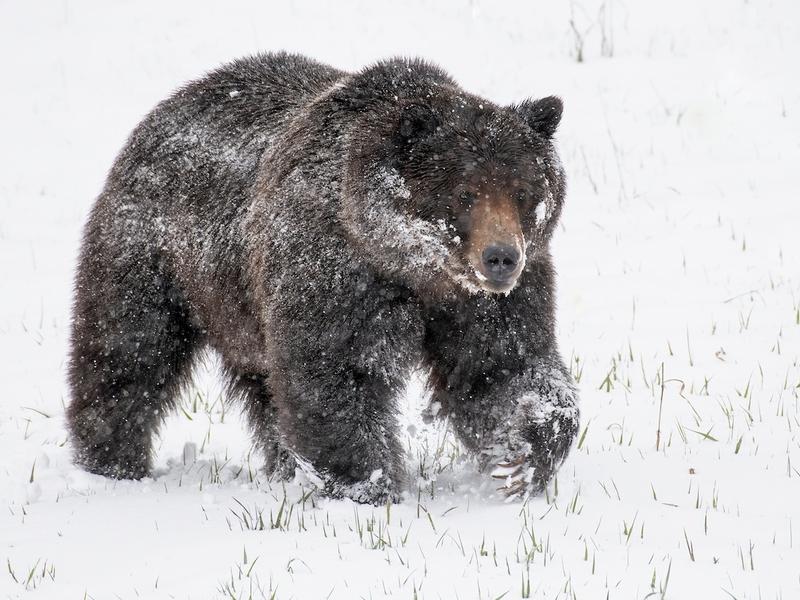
[481,244,520,283]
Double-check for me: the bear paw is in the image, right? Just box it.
[489,453,549,500]
[264,445,298,482]
[324,469,402,505]
[483,372,580,501]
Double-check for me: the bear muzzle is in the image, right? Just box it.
[465,194,525,293]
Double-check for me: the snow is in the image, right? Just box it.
[359,168,453,270]
[534,201,547,226]
[380,167,413,201]
[2,0,800,599]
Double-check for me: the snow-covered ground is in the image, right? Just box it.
[2,1,799,598]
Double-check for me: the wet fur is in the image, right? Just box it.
[67,52,579,503]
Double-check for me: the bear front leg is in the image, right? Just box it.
[432,353,580,499]
[266,292,423,505]
[483,357,580,498]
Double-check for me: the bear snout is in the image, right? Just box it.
[463,191,526,293]
[481,243,521,285]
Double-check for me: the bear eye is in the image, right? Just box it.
[513,190,527,202]
[458,190,476,203]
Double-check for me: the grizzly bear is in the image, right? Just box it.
[67,52,579,504]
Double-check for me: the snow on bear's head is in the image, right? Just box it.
[340,59,566,299]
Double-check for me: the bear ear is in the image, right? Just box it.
[396,104,440,143]
[514,96,563,138]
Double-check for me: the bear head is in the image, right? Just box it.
[339,59,566,299]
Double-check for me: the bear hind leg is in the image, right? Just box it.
[67,245,201,480]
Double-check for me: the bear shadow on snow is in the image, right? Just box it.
[67,52,580,504]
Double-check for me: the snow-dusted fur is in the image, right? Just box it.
[67,52,578,504]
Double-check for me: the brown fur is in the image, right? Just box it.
[465,190,525,289]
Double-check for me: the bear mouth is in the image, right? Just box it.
[472,268,522,295]
[447,263,522,296]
